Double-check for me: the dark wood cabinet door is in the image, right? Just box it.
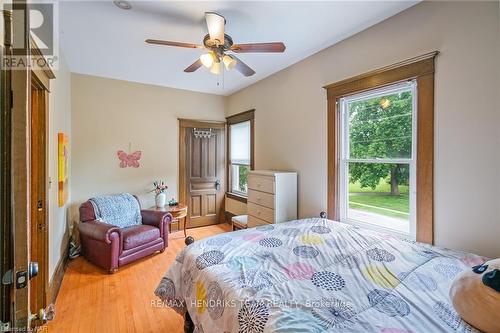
[185,127,225,227]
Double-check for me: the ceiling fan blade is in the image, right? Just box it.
[232,55,255,77]
[205,12,225,44]
[231,42,286,53]
[146,39,203,49]
[184,59,203,73]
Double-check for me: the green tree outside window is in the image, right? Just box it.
[348,91,412,195]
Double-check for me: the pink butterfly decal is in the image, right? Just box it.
[117,150,142,168]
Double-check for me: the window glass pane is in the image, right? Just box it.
[348,90,413,159]
[231,164,249,194]
[347,162,410,233]
[230,121,250,165]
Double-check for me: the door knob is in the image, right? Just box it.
[30,303,56,322]
[215,179,221,190]
[29,262,38,280]
[40,303,56,321]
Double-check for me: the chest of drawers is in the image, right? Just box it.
[246,170,297,228]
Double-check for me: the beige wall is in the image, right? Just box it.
[65,2,499,258]
[48,51,72,279]
[70,74,225,213]
[225,1,500,258]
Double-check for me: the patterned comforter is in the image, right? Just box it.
[155,218,485,333]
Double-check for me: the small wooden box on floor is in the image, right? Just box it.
[247,170,297,227]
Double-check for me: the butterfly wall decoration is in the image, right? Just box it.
[117,143,142,168]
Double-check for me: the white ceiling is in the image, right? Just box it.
[59,1,418,96]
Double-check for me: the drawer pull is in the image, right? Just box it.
[257,211,261,215]
[257,183,261,187]
[257,197,261,201]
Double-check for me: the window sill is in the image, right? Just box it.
[226,192,247,204]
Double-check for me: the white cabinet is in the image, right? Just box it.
[247,170,297,227]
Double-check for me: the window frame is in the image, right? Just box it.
[226,109,255,203]
[338,81,417,238]
[324,52,437,244]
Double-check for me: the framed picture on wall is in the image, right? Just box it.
[58,132,69,206]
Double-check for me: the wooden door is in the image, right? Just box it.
[0,9,13,326]
[180,120,225,229]
[8,2,54,325]
[10,5,31,327]
[29,81,49,322]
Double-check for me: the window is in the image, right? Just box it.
[227,110,254,200]
[230,121,251,195]
[325,52,437,243]
[339,82,416,236]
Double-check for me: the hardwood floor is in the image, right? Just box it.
[46,223,231,333]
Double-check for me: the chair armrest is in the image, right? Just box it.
[78,220,120,244]
[141,210,173,227]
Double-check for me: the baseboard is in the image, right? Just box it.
[48,241,69,304]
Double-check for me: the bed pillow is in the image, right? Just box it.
[449,258,500,333]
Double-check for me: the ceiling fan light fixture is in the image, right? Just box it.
[380,98,391,109]
[113,0,132,10]
[205,12,225,45]
[210,61,221,75]
[200,52,215,68]
[222,54,237,70]
[146,11,285,78]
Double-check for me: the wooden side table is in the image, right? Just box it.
[149,203,188,237]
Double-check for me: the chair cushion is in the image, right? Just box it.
[232,215,247,223]
[232,215,248,228]
[122,225,160,250]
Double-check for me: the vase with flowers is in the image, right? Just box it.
[151,180,168,208]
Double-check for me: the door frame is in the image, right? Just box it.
[178,119,226,228]
[10,4,31,326]
[29,66,52,325]
[1,8,13,327]
[10,9,54,326]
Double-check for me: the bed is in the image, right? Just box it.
[155,218,485,333]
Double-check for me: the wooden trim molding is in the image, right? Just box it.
[226,109,255,196]
[178,118,225,129]
[226,192,247,204]
[30,37,55,92]
[323,52,438,98]
[10,4,31,323]
[48,241,69,304]
[226,109,255,125]
[1,9,13,324]
[324,52,438,244]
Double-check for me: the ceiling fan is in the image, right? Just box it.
[145,12,286,77]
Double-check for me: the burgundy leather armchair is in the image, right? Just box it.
[78,197,172,273]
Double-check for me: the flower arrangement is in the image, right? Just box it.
[150,180,168,195]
